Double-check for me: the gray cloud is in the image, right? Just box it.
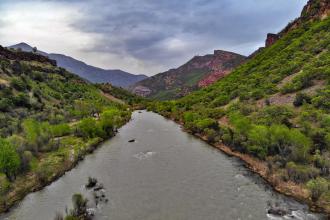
[0,0,308,75]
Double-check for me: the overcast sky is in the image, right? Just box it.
[0,0,308,76]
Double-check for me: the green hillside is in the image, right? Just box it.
[0,46,131,211]
[149,11,330,211]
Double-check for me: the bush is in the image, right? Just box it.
[195,118,218,132]
[286,162,319,183]
[0,173,10,195]
[10,77,27,91]
[50,123,71,137]
[293,93,311,107]
[13,93,30,107]
[22,119,51,153]
[0,138,20,180]
[76,118,104,139]
[0,98,13,111]
[247,125,270,158]
[306,177,329,201]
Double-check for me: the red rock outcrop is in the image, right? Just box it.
[130,50,246,99]
[280,0,330,35]
[265,33,280,47]
[197,50,245,88]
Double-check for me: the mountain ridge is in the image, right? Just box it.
[8,43,147,87]
[130,49,246,100]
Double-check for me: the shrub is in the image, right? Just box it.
[0,138,20,180]
[247,125,270,158]
[0,173,10,195]
[195,118,218,132]
[286,162,319,183]
[50,123,71,137]
[22,119,51,153]
[10,77,27,91]
[306,177,329,201]
[76,118,104,139]
[0,98,13,111]
[204,128,218,143]
[293,93,311,107]
[13,93,30,107]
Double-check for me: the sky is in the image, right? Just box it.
[0,0,308,76]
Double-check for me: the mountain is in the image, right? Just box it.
[0,44,132,212]
[149,0,330,213]
[8,43,147,87]
[130,50,246,100]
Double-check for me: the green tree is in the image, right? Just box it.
[247,125,270,158]
[77,117,104,139]
[0,138,20,180]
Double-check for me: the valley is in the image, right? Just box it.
[0,0,329,219]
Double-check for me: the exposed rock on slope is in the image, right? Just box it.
[280,0,330,35]
[131,50,246,100]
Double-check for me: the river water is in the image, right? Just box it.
[2,111,324,220]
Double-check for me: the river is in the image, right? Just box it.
[2,111,324,220]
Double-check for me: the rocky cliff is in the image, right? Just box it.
[131,50,246,100]
[280,0,330,35]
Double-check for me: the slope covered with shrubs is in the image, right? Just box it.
[148,4,330,212]
[0,46,131,212]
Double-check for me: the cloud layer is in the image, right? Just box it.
[0,0,308,75]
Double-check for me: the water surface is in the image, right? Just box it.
[3,111,324,220]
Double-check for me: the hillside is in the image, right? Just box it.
[130,50,246,100]
[9,43,147,88]
[0,45,131,212]
[149,0,330,213]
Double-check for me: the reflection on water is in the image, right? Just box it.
[2,111,325,220]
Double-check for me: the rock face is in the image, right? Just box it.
[265,33,280,47]
[130,50,246,100]
[132,86,152,97]
[249,0,330,58]
[280,0,330,35]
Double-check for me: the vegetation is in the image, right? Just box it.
[0,46,131,212]
[147,15,330,210]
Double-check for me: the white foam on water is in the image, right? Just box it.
[133,151,156,160]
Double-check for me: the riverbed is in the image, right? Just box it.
[2,111,324,220]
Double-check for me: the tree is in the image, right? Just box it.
[100,108,121,135]
[247,125,270,158]
[77,117,103,139]
[288,129,312,163]
[0,138,20,180]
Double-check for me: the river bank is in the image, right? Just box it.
[3,110,322,220]
[0,116,131,214]
[163,114,330,216]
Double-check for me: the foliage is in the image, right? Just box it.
[0,138,20,180]
[307,177,329,201]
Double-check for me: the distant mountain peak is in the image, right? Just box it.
[10,42,33,50]
[130,50,246,100]
[8,43,147,87]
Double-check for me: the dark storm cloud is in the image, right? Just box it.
[0,0,308,75]
[68,0,307,72]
